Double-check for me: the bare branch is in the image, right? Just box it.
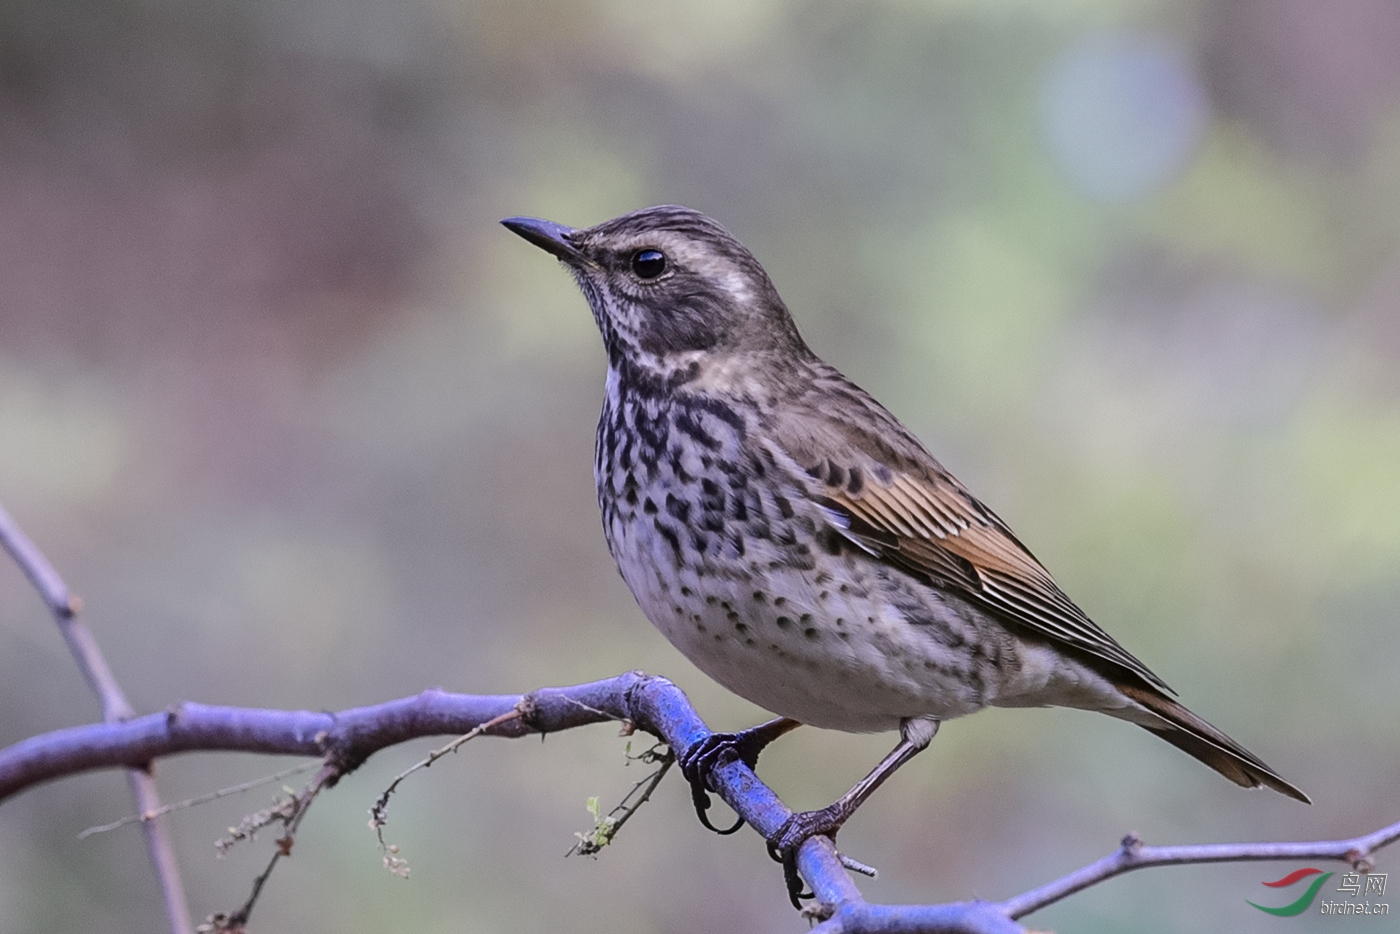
[998,822,1400,919]
[0,682,631,799]
[0,502,193,934]
[0,502,80,618]
[4,670,1396,933]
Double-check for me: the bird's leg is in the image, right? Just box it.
[678,717,803,834]
[767,717,940,908]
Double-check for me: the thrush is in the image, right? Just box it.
[502,205,1309,902]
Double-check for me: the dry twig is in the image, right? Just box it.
[0,502,192,934]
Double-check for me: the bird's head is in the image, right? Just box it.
[502,205,808,386]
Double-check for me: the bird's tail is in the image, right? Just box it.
[1117,683,1311,804]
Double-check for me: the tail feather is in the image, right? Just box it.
[1118,684,1311,804]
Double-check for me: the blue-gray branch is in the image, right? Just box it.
[1,671,1394,934]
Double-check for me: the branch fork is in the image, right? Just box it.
[4,501,1397,932]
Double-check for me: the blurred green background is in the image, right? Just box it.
[2,1,1398,931]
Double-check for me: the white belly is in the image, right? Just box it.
[609,516,999,732]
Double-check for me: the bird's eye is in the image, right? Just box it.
[631,249,667,279]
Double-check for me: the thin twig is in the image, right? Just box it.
[368,708,523,872]
[0,502,80,617]
[200,763,339,933]
[998,818,1400,919]
[80,762,321,838]
[0,502,193,934]
[568,743,675,857]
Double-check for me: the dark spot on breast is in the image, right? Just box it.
[665,494,690,524]
[675,409,720,450]
[734,621,748,634]
[846,467,864,495]
[680,586,692,597]
[774,495,794,519]
[655,522,682,561]
[803,628,819,640]
[691,531,709,552]
[747,490,766,517]
[669,448,693,483]
[752,591,766,603]
[799,613,812,624]
[643,498,658,515]
[776,616,792,629]
[773,596,787,607]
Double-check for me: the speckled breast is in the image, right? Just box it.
[592,374,1003,732]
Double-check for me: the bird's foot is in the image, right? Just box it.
[678,722,791,835]
[765,804,848,909]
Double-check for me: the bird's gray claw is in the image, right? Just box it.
[766,806,845,908]
[677,733,746,835]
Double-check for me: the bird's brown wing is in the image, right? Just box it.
[766,383,1172,693]
[762,369,1313,803]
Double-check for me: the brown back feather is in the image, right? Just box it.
[767,364,1172,692]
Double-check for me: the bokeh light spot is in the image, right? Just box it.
[1040,31,1209,202]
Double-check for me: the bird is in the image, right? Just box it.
[501,204,1309,902]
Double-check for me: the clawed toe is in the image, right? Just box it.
[766,806,845,908]
[678,718,801,837]
[678,733,747,835]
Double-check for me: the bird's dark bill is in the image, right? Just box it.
[501,216,581,261]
